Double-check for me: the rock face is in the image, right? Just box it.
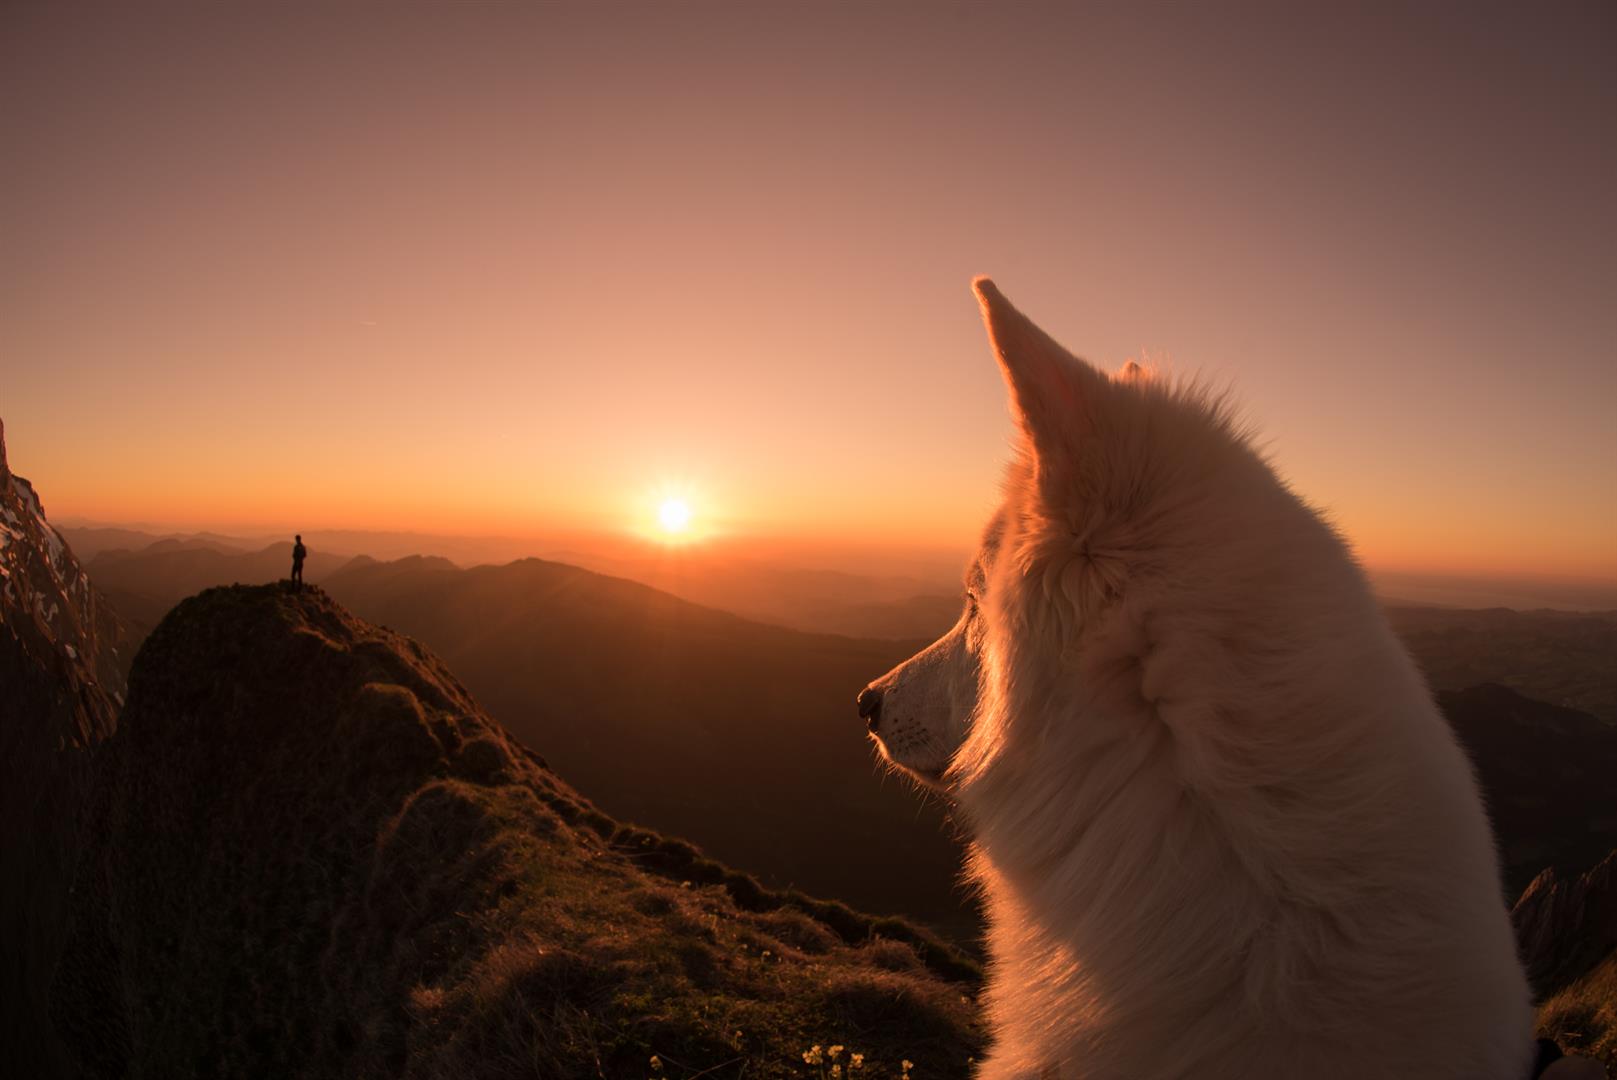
[0,422,126,698]
[1514,849,1617,1000]
[0,418,128,1077]
[52,584,983,1078]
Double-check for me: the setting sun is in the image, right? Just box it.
[658,497,692,534]
[3,8,1615,1074]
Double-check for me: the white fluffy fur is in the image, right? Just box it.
[863,279,1534,1079]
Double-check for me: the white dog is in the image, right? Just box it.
[859,279,1540,1079]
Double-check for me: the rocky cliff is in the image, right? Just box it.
[0,419,128,1076]
[1516,849,1617,999]
[1516,850,1617,1065]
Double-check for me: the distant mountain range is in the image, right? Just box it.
[6,428,1614,1071]
[59,523,973,639]
[85,538,350,657]
[64,532,1617,936]
[73,536,978,932]
[65,527,1617,719]
[1391,607,1617,724]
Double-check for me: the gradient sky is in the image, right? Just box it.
[5,3,1614,579]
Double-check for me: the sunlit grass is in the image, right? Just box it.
[1538,953,1617,1068]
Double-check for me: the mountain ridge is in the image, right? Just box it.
[70,540,1617,937]
[53,582,985,1078]
[3,437,1611,1071]
[318,553,978,935]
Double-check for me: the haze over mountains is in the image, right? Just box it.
[61,522,1617,637]
[6,426,1617,1070]
[85,537,349,660]
[64,523,974,639]
[55,525,1617,930]
[320,555,974,933]
[7,424,989,1078]
[74,528,1617,726]
[78,534,977,931]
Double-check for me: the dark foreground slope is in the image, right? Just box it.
[1440,685,1617,897]
[0,420,126,1077]
[78,547,976,936]
[321,556,974,936]
[53,585,983,1079]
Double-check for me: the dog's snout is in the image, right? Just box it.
[857,686,884,730]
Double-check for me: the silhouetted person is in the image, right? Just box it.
[291,534,307,590]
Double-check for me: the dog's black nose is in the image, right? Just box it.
[857,687,884,731]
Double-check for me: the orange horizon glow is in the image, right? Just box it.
[20,469,1617,588]
[4,7,1614,586]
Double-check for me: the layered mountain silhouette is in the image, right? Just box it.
[0,421,128,1076]
[51,584,983,1078]
[540,546,967,639]
[1392,606,1617,724]
[87,538,349,662]
[5,422,1615,1071]
[317,555,976,935]
[73,541,980,932]
[61,524,974,640]
[71,540,1617,941]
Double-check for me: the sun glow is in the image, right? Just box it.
[658,497,692,534]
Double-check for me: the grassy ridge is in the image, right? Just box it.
[1538,954,1617,1068]
[54,585,984,1078]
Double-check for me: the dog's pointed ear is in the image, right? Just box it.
[973,277,1102,461]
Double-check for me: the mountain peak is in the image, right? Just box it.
[54,582,983,1076]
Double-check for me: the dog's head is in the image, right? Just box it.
[863,277,1287,792]
[857,543,992,787]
